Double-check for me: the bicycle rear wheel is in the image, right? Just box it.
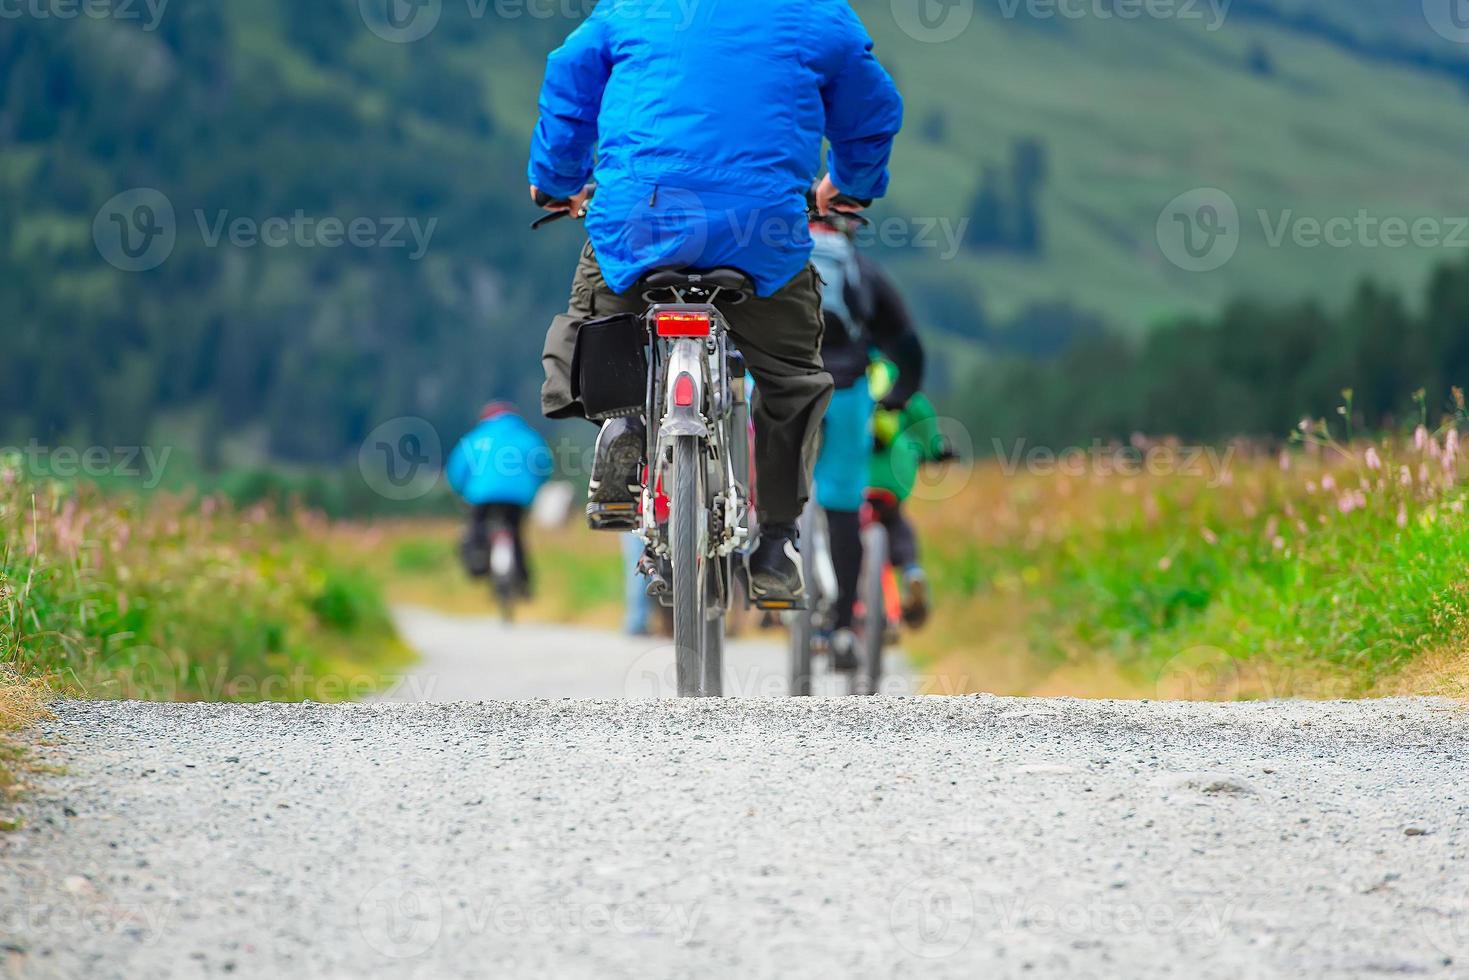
[671,436,708,697]
[788,505,818,696]
[702,599,724,697]
[858,522,889,696]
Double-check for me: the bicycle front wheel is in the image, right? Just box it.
[671,435,708,697]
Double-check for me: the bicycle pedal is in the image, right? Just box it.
[752,597,806,612]
[586,501,639,531]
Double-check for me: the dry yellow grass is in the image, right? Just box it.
[0,668,53,829]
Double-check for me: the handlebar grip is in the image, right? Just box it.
[533,189,566,208]
[530,211,569,230]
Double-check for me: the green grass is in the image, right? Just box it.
[909,419,1469,699]
[0,467,414,704]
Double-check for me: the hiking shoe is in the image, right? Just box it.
[587,417,644,530]
[829,628,859,673]
[748,522,804,607]
[901,567,930,630]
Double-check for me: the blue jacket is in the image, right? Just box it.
[445,414,553,507]
[527,0,903,297]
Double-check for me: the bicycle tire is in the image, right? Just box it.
[858,522,889,696]
[702,602,724,697]
[789,505,817,696]
[671,436,707,697]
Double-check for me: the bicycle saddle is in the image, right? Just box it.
[640,267,755,303]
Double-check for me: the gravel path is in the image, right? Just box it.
[3,696,1467,978]
[383,605,910,699]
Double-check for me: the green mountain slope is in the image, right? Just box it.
[5,1,1469,460]
[862,2,1469,332]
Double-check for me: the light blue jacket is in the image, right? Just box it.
[445,414,552,507]
[527,0,903,297]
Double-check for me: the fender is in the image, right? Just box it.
[660,338,708,439]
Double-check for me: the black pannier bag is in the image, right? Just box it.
[571,313,648,421]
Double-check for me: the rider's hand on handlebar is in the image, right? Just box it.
[813,175,866,216]
[529,183,594,217]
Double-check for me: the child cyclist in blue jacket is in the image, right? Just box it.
[445,402,553,595]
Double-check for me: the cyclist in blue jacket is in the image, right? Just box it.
[446,402,553,594]
[529,0,903,604]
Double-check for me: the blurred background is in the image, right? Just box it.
[6,0,1469,713]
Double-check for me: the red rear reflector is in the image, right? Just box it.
[673,373,696,408]
[656,311,711,337]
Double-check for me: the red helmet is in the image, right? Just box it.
[479,401,516,421]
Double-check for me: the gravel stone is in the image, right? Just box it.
[2,696,1467,978]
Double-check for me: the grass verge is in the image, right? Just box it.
[907,422,1469,699]
[0,467,416,823]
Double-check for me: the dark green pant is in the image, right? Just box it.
[541,242,833,524]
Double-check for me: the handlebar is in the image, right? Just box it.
[530,180,874,230]
[530,184,596,229]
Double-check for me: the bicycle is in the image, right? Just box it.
[789,498,889,697]
[487,513,522,624]
[534,184,869,697]
[460,504,528,624]
[534,189,760,697]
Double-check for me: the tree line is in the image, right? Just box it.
[955,255,1469,451]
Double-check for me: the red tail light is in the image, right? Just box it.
[672,373,696,408]
[655,311,711,337]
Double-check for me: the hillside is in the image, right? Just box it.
[4,1,1469,460]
